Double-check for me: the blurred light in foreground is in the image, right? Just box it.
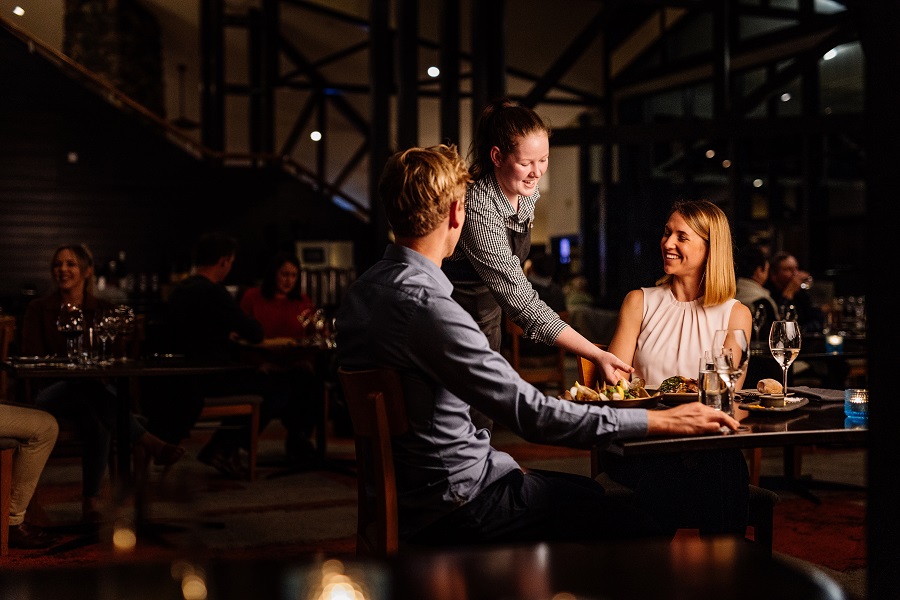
[753,178,763,188]
[705,149,715,158]
[823,48,837,60]
[182,574,208,600]
[112,521,137,552]
[721,159,732,169]
[171,561,208,600]
[781,92,791,102]
[310,131,322,142]
[427,66,440,78]
[13,6,24,16]
[310,559,369,600]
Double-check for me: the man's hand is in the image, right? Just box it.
[646,402,740,436]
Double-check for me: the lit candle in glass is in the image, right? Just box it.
[844,388,868,422]
[825,333,844,354]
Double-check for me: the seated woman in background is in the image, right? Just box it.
[21,243,184,522]
[239,251,324,465]
[240,251,316,341]
[604,199,752,537]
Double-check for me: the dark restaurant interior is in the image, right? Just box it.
[0,1,897,598]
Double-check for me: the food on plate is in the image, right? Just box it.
[657,375,699,394]
[563,378,652,402]
[757,378,783,395]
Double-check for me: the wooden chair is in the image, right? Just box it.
[0,315,16,401]
[193,394,263,481]
[576,345,779,554]
[505,311,570,393]
[337,366,408,556]
[0,437,20,556]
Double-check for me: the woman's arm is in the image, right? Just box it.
[606,289,644,380]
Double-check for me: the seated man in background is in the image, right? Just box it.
[336,143,739,547]
[142,232,265,478]
[0,403,59,548]
[765,251,825,333]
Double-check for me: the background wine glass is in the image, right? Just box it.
[752,303,767,343]
[113,305,136,361]
[94,308,114,365]
[56,303,84,366]
[769,320,802,396]
[711,329,750,416]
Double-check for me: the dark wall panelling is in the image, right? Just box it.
[0,26,365,316]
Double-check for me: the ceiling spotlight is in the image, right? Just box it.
[753,178,763,188]
[427,66,440,78]
[310,131,322,142]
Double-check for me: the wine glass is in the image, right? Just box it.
[113,305,136,361]
[769,320,801,397]
[57,303,84,366]
[711,329,750,416]
[752,303,767,343]
[94,308,114,365]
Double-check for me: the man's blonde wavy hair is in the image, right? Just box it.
[378,144,472,238]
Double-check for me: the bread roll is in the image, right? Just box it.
[757,378,783,395]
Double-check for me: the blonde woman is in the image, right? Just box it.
[604,199,752,537]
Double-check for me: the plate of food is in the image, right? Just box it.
[561,378,659,409]
[656,375,700,405]
[741,397,809,414]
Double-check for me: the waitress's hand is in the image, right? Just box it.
[594,350,634,385]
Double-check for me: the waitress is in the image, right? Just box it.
[442,98,631,429]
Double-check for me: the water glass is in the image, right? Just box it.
[699,352,724,411]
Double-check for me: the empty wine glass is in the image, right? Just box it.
[711,329,750,416]
[94,308,115,365]
[752,303,767,343]
[57,303,84,366]
[113,305,135,361]
[769,320,802,397]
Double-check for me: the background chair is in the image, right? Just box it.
[504,311,570,394]
[0,437,21,556]
[0,315,16,402]
[193,394,263,481]
[576,345,778,554]
[337,366,408,556]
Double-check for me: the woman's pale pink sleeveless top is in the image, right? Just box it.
[632,285,738,388]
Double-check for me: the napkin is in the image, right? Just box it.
[789,386,845,402]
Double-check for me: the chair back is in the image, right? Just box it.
[0,316,16,401]
[505,310,570,393]
[576,342,609,389]
[337,366,408,556]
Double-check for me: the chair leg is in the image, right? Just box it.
[248,405,259,482]
[748,448,762,486]
[1,448,14,557]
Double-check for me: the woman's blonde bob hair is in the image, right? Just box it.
[655,199,736,306]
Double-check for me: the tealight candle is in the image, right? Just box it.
[825,333,844,354]
[844,388,868,422]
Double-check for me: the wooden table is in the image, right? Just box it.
[605,397,867,503]
[608,400,866,457]
[236,338,336,463]
[0,537,847,600]
[1,356,254,491]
